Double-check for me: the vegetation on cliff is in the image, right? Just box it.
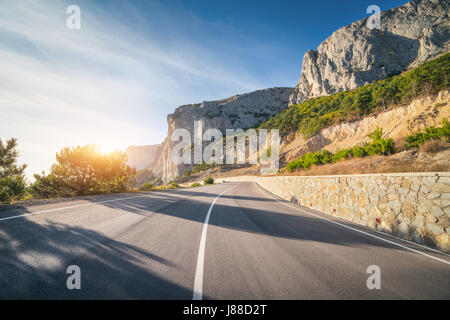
[404,119,450,149]
[286,129,395,172]
[260,53,450,138]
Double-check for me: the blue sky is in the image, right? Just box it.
[0,0,408,178]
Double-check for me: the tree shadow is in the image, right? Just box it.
[97,184,404,251]
[0,211,194,299]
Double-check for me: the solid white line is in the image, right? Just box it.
[255,183,450,266]
[193,185,237,300]
[0,194,154,222]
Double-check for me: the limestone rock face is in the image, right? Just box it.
[289,0,450,105]
[153,87,292,182]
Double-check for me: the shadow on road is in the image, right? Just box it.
[0,209,192,299]
[98,183,403,251]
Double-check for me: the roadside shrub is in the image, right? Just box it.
[168,181,179,189]
[0,176,26,203]
[140,182,154,191]
[332,148,353,162]
[0,138,27,203]
[285,129,395,172]
[31,145,136,197]
[204,177,214,185]
[190,182,201,188]
[404,118,450,149]
[364,128,395,156]
[351,145,367,158]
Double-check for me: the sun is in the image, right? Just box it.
[98,142,125,154]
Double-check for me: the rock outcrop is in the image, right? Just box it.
[153,87,292,182]
[289,0,450,105]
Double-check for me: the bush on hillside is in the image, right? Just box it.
[260,53,450,138]
[285,129,395,172]
[404,119,450,149]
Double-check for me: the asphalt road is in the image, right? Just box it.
[0,182,449,299]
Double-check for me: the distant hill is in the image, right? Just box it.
[125,144,162,170]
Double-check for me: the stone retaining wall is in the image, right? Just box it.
[224,173,450,252]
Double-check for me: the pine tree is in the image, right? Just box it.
[0,138,27,202]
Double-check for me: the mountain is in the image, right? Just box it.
[152,87,292,182]
[136,0,449,183]
[289,0,449,105]
[125,144,162,170]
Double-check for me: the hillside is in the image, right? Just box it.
[175,88,449,185]
[260,53,450,139]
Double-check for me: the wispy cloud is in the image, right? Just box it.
[0,0,270,178]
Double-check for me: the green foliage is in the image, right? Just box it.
[190,182,201,188]
[260,53,450,138]
[365,128,395,156]
[351,145,367,158]
[204,177,214,185]
[404,119,450,149]
[332,148,353,162]
[140,182,155,191]
[285,129,395,172]
[168,181,179,189]
[31,145,136,198]
[30,171,60,199]
[192,161,214,173]
[0,176,26,203]
[182,170,192,177]
[0,138,27,203]
[286,149,334,171]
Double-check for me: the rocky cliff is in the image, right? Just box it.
[289,0,450,105]
[153,87,292,182]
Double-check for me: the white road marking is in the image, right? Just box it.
[254,183,450,266]
[193,185,237,300]
[0,194,155,222]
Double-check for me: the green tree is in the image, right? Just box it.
[31,145,136,198]
[365,128,395,155]
[353,88,372,116]
[0,138,27,203]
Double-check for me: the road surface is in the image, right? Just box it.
[0,182,449,299]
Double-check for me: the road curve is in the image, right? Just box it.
[0,182,449,299]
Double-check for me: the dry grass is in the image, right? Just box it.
[277,148,450,176]
[419,140,448,153]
